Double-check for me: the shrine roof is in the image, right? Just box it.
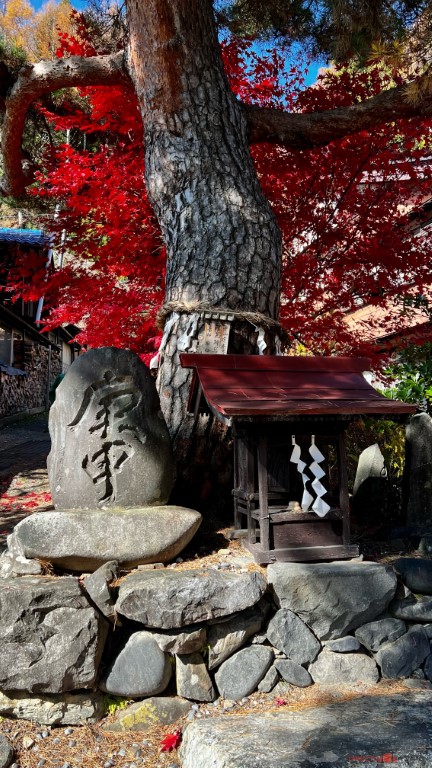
[180,354,417,424]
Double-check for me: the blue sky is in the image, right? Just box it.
[28,0,324,84]
[30,0,87,8]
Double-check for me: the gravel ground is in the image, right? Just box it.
[0,680,414,768]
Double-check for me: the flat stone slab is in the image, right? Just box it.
[8,507,202,571]
[268,562,397,640]
[0,690,104,725]
[116,569,266,628]
[179,690,432,767]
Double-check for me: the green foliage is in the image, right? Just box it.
[221,0,430,63]
[102,694,131,716]
[382,343,432,414]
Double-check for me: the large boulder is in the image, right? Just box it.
[267,562,397,640]
[355,617,407,652]
[48,347,174,510]
[404,413,432,527]
[309,650,379,684]
[266,608,321,665]
[393,558,432,596]
[375,625,430,678]
[116,569,267,629]
[207,607,263,670]
[175,652,216,701]
[0,577,107,693]
[100,631,172,697]
[214,646,274,700]
[8,507,201,571]
[179,690,432,768]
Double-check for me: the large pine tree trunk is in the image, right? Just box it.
[126,0,282,510]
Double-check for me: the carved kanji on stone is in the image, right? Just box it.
[68,371,149,504]
[48,348,174,510]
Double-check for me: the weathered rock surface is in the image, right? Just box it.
[355,617,406,652]
[9,507,202,571]
[175,652,216,702]
[208,607,263,669]
[0,735,12,768]
[274,659,312,688]
[0,551,41,578]
[100,631,172,697]
[258,665,279,693]
[83,560,118,621]
[215,646,274,700]
[48,347,174,509]
[324,636,361,653]
[0,576,106,693]
[268,562,397,640]
[104,697,191,732]
[389,595,432,622]
[266,608,321,665]
[375,625,430,678]
[116,569,267,629]
[147,626,207,655]
[424,654,432,682]
[405,413,432,527]
[179,691,432,768]
[309,650,379,684]
[0,690,104,725]
[393,558,432,596]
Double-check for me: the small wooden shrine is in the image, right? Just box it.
[180,354,416,564]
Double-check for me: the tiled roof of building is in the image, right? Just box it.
[0,228,50,246]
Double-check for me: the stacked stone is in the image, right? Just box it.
[1,558,432,731]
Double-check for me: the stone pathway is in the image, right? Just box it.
[0,416,52,551]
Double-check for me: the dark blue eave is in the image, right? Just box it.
[0,228,50,247]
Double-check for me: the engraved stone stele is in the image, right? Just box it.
[48,347,174,509]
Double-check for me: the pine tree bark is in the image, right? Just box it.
[125,0,282,447]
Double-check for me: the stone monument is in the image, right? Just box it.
[8,347,202,571]
[404,412,432,527]
[48,346,173,509]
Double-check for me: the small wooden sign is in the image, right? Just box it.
[197,312,233,354]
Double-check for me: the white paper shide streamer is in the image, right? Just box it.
[290,436,313,512]
[309,436,331,517]
[290,435,331,517]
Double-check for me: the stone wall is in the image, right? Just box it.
[1,557,432,727]
[0,342,61,419]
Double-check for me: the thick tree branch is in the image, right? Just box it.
[2,51,130,197]
[244,71,432,148]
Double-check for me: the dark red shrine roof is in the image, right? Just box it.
[180,354,417,423]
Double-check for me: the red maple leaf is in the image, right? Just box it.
[159,729,182,752]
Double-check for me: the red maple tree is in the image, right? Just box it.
[7,17,432,363]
